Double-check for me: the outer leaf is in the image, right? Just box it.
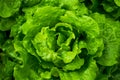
[0,0,21,18]
[59,60,98,80]
[14,54,41,80]
[0,17,16,31]
[21,6,65,35]
[0,55,15,80]
[60,11,99,38]
[97,19,120,66]
[97,42,119,66]
[114,0,120,6]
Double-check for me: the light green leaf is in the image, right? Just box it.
[21,6,65,34]
[114,0,120,6]
[61,51,77,63]
[97,42,119,66]
[79,60,98,80]
[13,51,41,80]
[59,60,98,80]
[60,11,99,38]
[40,71,51,79]
[63,56,84,71]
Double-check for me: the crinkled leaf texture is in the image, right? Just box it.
[0,0,21,18]
[91,13,120,66]
[1,0,120,80]
[11,4,103,80]
[59,59,98,80]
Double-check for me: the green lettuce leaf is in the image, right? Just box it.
[13,41,42,80]
[0,17,16,31]
[63,55,84,71]
[59,59,98,80]
[1,1,106,80]
[114,0,120,6]
[0,0,21,18]
[1,0,120,80]
[91,13,120,66]
[21,6,65,35]
[0,54,15,80]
